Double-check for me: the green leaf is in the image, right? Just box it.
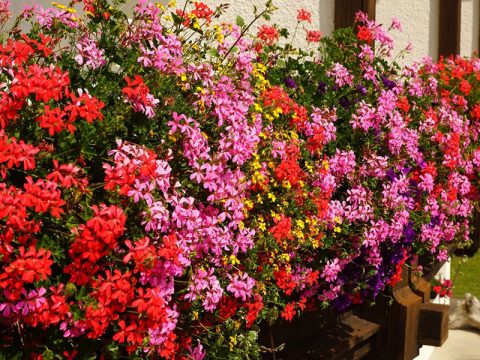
[262,13,271,21]
[208,48,220,58]
[279,28,289,38]
[236,16,245,27]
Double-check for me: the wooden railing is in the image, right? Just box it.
[260,262,449,360]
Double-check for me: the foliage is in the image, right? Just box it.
[0,1,479,359]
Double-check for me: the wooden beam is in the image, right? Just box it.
[418,303,449,347]
[334,0,376,30]
[363,0,376,22]
[335,0,363,29]
[438,0,461,57]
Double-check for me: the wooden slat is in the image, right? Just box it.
[363,0,376,22]
[278,314,380,359]
[334,0,376,30]
[335,0,363,29]
[418,303,449,347]
[438,0,461,57]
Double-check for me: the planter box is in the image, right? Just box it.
[260,264,449,360]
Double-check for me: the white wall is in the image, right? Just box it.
[5,1,479,63]
[376,0,439,64]
[176,0,334,50]
[460,0,480,56]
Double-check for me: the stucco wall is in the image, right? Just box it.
[177,0,334,50]
[376,0,440,64]
[4,0,480,63]
[460,0,480,56]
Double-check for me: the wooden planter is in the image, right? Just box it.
[260,264,449,360]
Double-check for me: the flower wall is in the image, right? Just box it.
[0,0,479,359]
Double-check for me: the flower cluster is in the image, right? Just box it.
[249,11,479,319]
[0,1,480,359]
[431,279,453,298]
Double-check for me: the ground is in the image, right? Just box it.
[452,252,480,298]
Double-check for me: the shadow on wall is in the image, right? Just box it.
[428,0,439,60]
[472,0,480,54]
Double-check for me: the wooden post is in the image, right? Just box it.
[334,0,376,30]
[438,0,461,57]
[418,303,449,347]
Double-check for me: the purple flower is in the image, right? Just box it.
[284,76,298,89]
[332,294,351,312]
[357,84,367,95]
[403,222,416,244]
[339,97,350,109]
[386,168,397,182]
[317,81,327,94]
[381,75,396,90]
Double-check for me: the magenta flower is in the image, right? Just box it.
[227,273,255,301]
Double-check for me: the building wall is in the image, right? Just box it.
[175,0,335,50]
[376,0,439,64]
[4,0,480,61]
[460,0,480,56]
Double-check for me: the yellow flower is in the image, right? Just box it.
[282,180,291,189]
[257,282,267,295]
[244,199,254,210]
[258,221,266,232]
[322,160,329,170]
[267,192,276,202]
[229,254,240,266]
[229,336,237,351]
[334,226,341,233]
[52,2,66,10]
[294,230,305,241]
[279,253,290,262]
[305,162,314,173]
[296,219,305,229]
[254,63,267,74]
